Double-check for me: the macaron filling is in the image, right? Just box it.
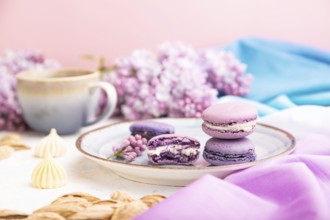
[147,135,200,165]
[148,145,199,156]
[203,119,257,133]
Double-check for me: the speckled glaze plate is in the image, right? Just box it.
[76,118,295,186]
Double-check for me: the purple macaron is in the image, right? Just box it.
[203,137,256,166]
[129,120,175,140]
[147,134,200,165]
[202,102,258,139]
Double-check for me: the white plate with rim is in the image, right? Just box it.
[76,118,295,186]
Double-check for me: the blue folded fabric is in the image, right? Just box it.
[219,38,330,116]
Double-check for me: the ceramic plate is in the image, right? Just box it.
[76,118,295,186]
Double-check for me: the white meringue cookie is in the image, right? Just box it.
[34,128,67,158]
[31,155,67,189]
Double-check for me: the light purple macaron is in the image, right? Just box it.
[202,102,258,139]
[129,120,175,140]
[147,134,200,165]
[203,137,256,166]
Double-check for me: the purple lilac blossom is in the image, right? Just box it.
[110,134,147,162]
[200,50,253,96]
[102,42,252,120]
[0,50,60,131]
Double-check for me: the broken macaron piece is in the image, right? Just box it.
[147,134,200,165]
[202,102,258,139]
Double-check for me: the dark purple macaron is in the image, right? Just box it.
[202,102,258,139]
[203,137,256,166]
[147,134,200,165]
[129,120,175,140]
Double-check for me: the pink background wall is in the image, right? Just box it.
[1,0,330,68]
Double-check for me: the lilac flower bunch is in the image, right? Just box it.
[109,134,147,162]
[0,50,60,131]
[102,42,252,120]
[200,50,253,96]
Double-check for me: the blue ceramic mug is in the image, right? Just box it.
[16,69,117,134]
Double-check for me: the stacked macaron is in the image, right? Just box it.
[201,102,258,165]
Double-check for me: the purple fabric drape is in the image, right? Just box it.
[135,134,330,220]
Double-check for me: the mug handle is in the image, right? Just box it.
[84,81,118,126]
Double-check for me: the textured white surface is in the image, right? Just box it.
[0,119,179,213]
[0,106,329,213]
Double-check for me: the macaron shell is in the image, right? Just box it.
[205,137,254,152]
[202,102,258,124]
[202,123,255,139]
[129,120,175,140]
[147,134,200,150]
[203,150,255,165]
[203,137,256,165]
